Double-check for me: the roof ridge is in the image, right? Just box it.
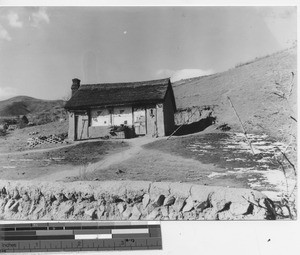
[65,77,174,110]
[80,77,170,88]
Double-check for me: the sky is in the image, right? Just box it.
[0,6,297,100]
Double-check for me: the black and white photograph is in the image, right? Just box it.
[0,3,297,226]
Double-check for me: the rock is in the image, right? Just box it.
[97,208,105,218]
[22,194,30,202]
[217,201,232,213]
[146,208,161,220]
[1,187,7,196]
[65,193,75,201]
[33,206,44,217]
[203,208,219,220]
[168,210,178,220]
[61,204,74,215]
[9,201,19,213]
[73,205,85,216]
[182,196,194,213]
[83,194,95,202]
[195,199,211,212]
[142,194,150,208]
[173,198,186,212]
[133,195,143,204]
[149,182,170,200]
[28,201,36,214]
[122,206,132,219]
[153,195,165,207]
[161,207,169,217]
[170,183,192,198]
[99,204,106,211]
[177,212,184,220]
[163,195,175,206]
[130,205,141,220]
[229,202,250,215]
[183,211,196,220]
[13,189,20,200]
[4,200,15,212]
[56,193,67,203]
[252,205,268,219]
[112,196,124,203]
[0,198,8,211]
[281,206,290,217]
[85,208,97,219]
[117,203,126,213]
[218,210,233,220]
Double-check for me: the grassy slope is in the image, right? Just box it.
[173,46,297,141]
[0,120,69,153]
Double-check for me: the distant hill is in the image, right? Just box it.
[0,96,67,124]
[173,46,297,141]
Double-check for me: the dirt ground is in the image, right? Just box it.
[0,140,129,180]
[68,131,296,201]
[0,123,296,201]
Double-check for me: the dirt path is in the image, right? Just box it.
[35,136,161,181]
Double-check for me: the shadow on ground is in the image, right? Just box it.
[173,116,216,136]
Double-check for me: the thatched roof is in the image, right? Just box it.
[65,78,176,110]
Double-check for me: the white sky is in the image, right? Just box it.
[0,4,297,100]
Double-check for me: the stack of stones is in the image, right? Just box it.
[27,134,67,148]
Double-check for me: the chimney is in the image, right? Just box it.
[71,78,81,96]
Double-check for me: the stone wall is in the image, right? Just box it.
[0,180,276,221]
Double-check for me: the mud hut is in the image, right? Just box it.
[64,78,176,140]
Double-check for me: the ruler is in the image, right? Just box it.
[0,221,162,253]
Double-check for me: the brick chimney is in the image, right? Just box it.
[71,78,81,96]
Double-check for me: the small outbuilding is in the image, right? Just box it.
[64,78,176,140]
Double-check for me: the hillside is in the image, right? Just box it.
[0,96,67,124]
[0,46,296,139]
[173,46,297,142]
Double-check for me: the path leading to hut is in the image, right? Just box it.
[36,136,160,181]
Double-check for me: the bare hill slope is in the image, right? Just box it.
[173,46,297,141]
[0,96,66,124]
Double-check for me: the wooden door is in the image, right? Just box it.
[75,115,88,140]
[146,107,157,137]
[133,107,146,135]
[75,115,79,140]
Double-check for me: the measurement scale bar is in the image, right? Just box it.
[0,221,162,252]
